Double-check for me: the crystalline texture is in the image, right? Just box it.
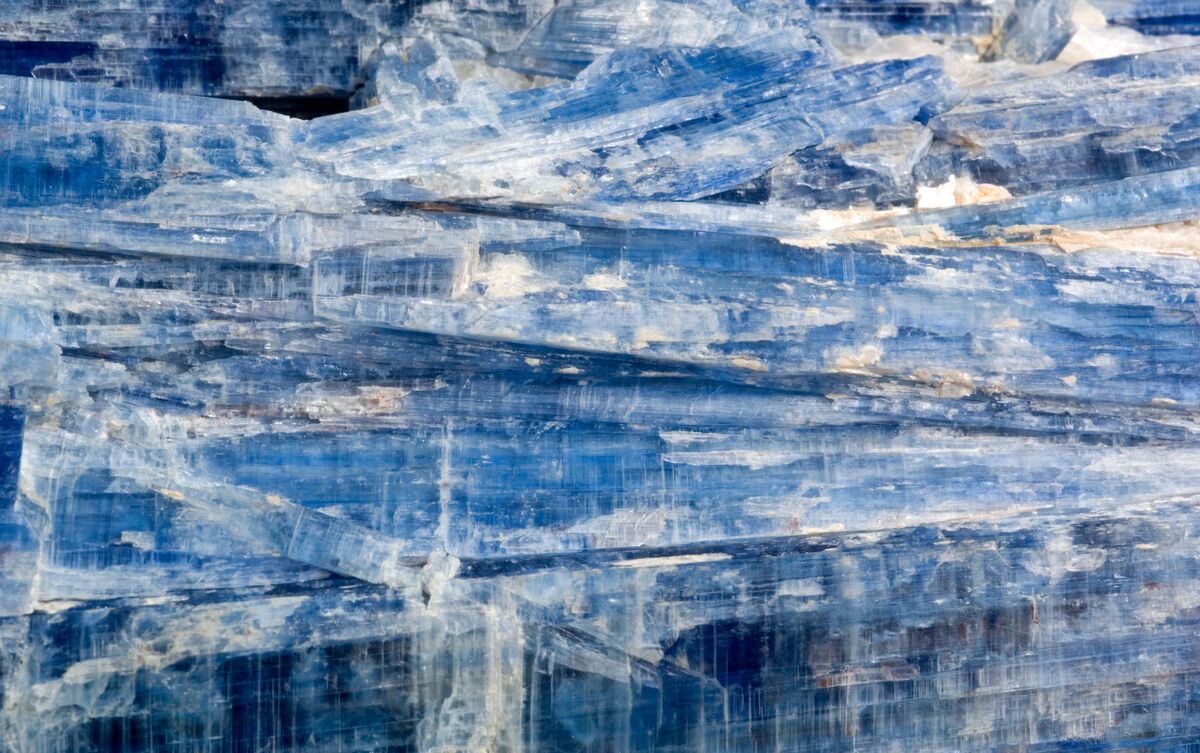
[1094,0,1200,35]
[764,122,934,207]
[916,46,1200,194]
[4,2,1200,752]
[988,0,1076,63]
[304,44,955,201]
[804,0,1007,36]
[0,0,413,110]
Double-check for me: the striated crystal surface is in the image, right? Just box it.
[804,0,1006,37]
[1095,0,1200,34]
[988,0,1076,63]
[916,46,1200,194]
[3,2,1200,752]
[0,0,412,112]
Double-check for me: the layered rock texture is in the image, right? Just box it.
[2,1,1200,751]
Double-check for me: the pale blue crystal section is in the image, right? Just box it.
[916,46,1200,194]
[1095,0,1200,34]
[804,0,1003,36]
[989,0,1076,63]
[3,2,1200,752]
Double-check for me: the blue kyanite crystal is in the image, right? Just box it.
[762,122,935,207]
[988,0,1076,63]
[916,46,1200,194]
[877,164,1200,235]
[302,42,955,202]
[0,0,414,109]
[804,0,1004,36]
[488,0,819,77]
[3,1,1200,752]
[1094,0,1200,34]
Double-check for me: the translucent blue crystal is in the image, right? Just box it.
[304,44,955,202]
[804,0,1004,36]
[917,46,1200,194]
[4,2,1200,751]
[989,0,1076,63]
[876,164,1200,235]
[1094,0,1200,34]
[0,0,428,104]
[0,74,293,207]
[489,0,818,77]
[764,122,934,207]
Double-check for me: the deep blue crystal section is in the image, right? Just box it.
[3,1,1200,751]
[1095,0,1200,35]
[0,405,20,507]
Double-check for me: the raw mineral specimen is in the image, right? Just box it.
[1094,0,1200,34]
[916,45,1200,194]
[804,0,1006,36]
[988,0,1077,63]
[0,0,409,111]
[2,1,1200,752]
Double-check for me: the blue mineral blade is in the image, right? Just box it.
[917,46,1200,195]
[301,44,954,202]
[8,242,1200,599]
[2,0,1200,749]
[9,503,1200,751]
[488,0,818,78]
[988,0,1076,63]
[870,164,1200,236]
[763,122,934,208]
[0,405,37,617]
[0,0,410,103]
[311,218,1200,411]
[502,502,1200,750]
[1093,0,1200,35]
[804,0,1005,36]
[0,73,294,208]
